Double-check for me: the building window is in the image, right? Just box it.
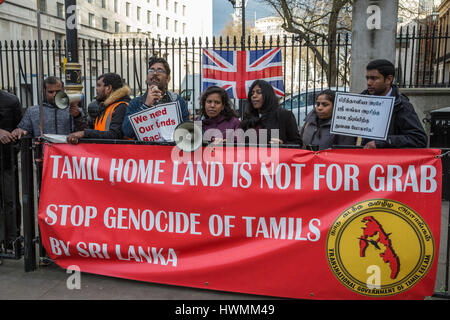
[39,0,47,13]
[157,14,160,27]
[126,2,130,17]
[89,13,95,28]
[174,2,178,13]
[182,5,185,16]
[166,0,169,10]
[56,2,64,18]
[182,23,185,34]
[147,11,151,24]
[166,17,169,30]
[87,0,92,3]
[157,0,160,7]
[115,22,120,33]
[102,17,108,31]
[137,28,141,33]
[174,20,178,32]
[137,6,141,21]
[102,0,106,9]
[114,0,118,13]
[127,25,131,32]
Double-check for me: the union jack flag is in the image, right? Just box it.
[202,48,284,99]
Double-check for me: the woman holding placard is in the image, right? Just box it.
[198,86,241,143]
[300,89,356,150]
[241,79,301,146]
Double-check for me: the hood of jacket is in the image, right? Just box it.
[304,109,318,123]
[103,85,131,107]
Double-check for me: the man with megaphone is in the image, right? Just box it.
[11,76,85,139]
[67,73,131,144]
[122,56,190,140]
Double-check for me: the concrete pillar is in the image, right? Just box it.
[350,0,399,93]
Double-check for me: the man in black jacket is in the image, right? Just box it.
[67,73,130,144]
[362,59,427,149]
[0,90,22,254]
[0,90,21,144]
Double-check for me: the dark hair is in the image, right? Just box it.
[245,79,279,118]
[98,73,123,91]
[148,56,171,76]
[44,76,63,90]
[366,59,395,79]
[316,89,336,104]
[200,86,237,120]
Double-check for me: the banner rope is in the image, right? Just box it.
[440,150,450,158]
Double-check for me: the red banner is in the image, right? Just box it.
[38,144,442,299]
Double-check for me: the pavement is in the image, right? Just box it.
[0,258,272,300]
[0,201,448,301]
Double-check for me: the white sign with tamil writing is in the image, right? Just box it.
[330,92,395,141]
[129,101,181,142]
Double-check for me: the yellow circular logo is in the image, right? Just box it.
[326,199,435,297]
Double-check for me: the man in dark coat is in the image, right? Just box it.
[67,73,130,144]
[362,59,427,149]
[0,90,22,255]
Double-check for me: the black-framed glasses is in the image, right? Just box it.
[148,68,166,75]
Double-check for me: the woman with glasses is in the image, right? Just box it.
[241,79,301,146]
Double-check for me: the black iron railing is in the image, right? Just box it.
[0,34,352,119]
[0,29,449,123]
[396,25,450,88]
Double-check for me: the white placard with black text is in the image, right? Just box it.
[330,92,395,141]
[129,101,181,142]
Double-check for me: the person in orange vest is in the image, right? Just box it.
[67,73,131,144]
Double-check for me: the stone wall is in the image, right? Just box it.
[400,87,450,137]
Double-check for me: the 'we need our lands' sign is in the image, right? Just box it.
[330,92,395,141]
[129,101,181,142]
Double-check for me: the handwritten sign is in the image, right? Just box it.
[330,92,395,140]
[129,101,181,142]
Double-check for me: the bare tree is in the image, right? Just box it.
[259,0,352,87]
[259,0,420,87]
[398,0,424,23]
[219,19,263,46]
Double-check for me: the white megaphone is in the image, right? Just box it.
[55,91,83,109]
[173,121,203,152]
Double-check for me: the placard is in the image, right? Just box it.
[331,92,395,140]
[129,101,181,142]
